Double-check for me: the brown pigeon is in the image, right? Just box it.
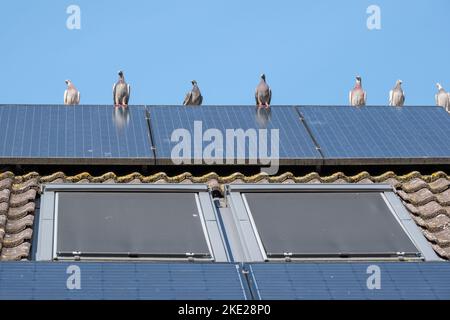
[255,74,272,108]
[435,83,450,112]
[64,80,80,105]
[349,76,366,106]
[183,80,203,106]
[389,80,405,107]
[113,70,131,107]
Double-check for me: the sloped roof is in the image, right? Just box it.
[1,170,449,261]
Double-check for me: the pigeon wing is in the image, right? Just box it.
[183,92,192,105]
[64,90,68,105]
[389,90,393,106]
[125,84,131,104]
[113,83,117,105]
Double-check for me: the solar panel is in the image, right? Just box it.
[148,106,321,165]
[243,192,420,258]
[0,262,249,300]
[56,191,211,258]
[248,263,450,300]
[298,106,450,164]
[0,105,153,164]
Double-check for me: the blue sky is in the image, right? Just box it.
[0,0,448,105]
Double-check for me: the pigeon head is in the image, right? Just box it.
[356,76,362,82]
[260,74,266,81]
[118,70,124,77]
[397,80,403,85]
[436,83,443,90]
[191,80,197,86]
[65,80,70,85]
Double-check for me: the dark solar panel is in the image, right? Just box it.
[244,192,420,257]
[249,263,450,300]
[0,105,153,164]
[56,192,211,257]
[0,262,248,300]
[298,105,450,164]
[148,106,321,165]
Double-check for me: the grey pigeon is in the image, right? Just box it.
[435,83,450,112]
[389,80,405,107]
[255,74,272,108]
[64,80,80,105]
[112,70,131,106]
[349,75,366,106]
[183,80,203,106]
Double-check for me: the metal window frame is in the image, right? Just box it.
[36,184,229,262]
[225,184,441,262]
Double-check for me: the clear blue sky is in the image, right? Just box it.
[0,0,448,105]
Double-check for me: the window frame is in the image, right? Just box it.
[225,184,441,262]
[36,184,230,262]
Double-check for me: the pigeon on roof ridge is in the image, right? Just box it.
[113,70,131,107]
[435,83,450,112]
[389,79,405,107]
[63,80,80,105]
[183,80,203,106]
[349,75,366,107]
[255,73,272,109]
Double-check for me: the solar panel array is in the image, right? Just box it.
[148,105,321,165]
[1,261,449,300]
[0,262,248,300]
[1,104,450,165]
[249,262,450,300]
[298,105,450,164]
[0,105,153,164]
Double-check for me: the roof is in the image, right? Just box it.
[1,170,449,261]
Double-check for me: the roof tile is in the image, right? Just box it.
[0,202,8,215]
[7,202,35,220]
[9,189,36,208]
[6,215,34,234]
[413,214,450,232]
[0,178,13,190]
[2,228,32,248]
[397,188,436,206]
[436,189,450,206]
[406,201,447,219]
[429,178,450,193]
[402,178,428,193]
[0,242,30,261]
[0,189,10,203]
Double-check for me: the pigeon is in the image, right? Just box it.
[435,83,450,112]
[183,80,203,106]
[349,76,366,107]
[113,70,131,107]
[389,80,405,107]
[255,74,272,108]
[64,80,80,105]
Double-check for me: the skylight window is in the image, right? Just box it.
[35,184,229,262]
[225,184,440,262]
